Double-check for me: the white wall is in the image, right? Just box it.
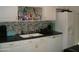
[0,6,18,22]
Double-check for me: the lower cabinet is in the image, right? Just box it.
[0,35,62,52]
[47,35,62,52]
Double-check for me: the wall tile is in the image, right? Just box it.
[0,21,53,35]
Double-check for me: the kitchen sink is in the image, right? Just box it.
[19,33,43,38]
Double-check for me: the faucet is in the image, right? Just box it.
[21,30,25,34]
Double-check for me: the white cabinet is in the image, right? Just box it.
[47,35,62,52]
[42,7,56,21]
[0,6,18,22]
[55,12,75,49]
[31,37,50,52]
[0,35,62,52]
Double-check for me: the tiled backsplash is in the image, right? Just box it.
[0,21,54,34]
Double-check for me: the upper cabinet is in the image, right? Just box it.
[42,6,56,21]
[0,6,18,22]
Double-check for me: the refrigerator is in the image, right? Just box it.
[55,12,75,49]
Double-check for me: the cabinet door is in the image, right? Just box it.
[42,7,56,21]
[47,35,62,52]
[31,37,48,52]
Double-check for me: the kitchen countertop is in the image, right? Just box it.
[0,31,62,43]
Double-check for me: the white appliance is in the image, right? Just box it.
[55,12,75,49]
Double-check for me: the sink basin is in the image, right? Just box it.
[19,35,31,38]
[19,33,43,38]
